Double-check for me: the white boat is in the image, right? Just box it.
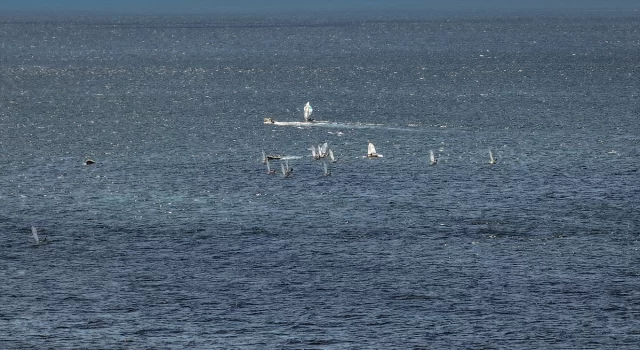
[489,150,497,165]
[329,149,336,163]
[367,141,383,158]
[323,161,331,176]
[303,102,314,122]
[262,150,282,162]
[430,150,437,165]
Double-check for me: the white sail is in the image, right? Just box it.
[311,145,318,159]
[367,142,382,157]
[281,159,292,177]
[489,150,497,164]
[31,226,39,244]
[266,159,275,174]
[368,142,377,156]
[303,102,313,122]
[318,142,328,157]
[329,149,335,163]
[430,150,437,165]
[261,150,267,164]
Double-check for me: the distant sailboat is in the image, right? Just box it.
[303,102,314,122]
[328,149,336,163]
[281,159,293,177]
[429,150,437,165]
[323,161,331,176]
[489,150,497,165]
[31,226,46,245]
[266,158,276,174]
[367,141,383,158]
[317,142,329,158]
[31,226,40,244]
[310,142,329,160]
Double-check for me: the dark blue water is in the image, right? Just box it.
[1,11,640,348]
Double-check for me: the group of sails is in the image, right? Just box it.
[310,142,335,163]
[262,101,499,177]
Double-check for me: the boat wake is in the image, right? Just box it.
[264,119,414,131]
[280,155,303,160]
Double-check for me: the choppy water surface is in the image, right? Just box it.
[1,11,640,349]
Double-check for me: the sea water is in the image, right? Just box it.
[1,10,639,348]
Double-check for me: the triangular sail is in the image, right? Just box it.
[489,150,497,164]
[303,102,313,122]
[366,142,383,158]
[430,150,437,165]
[31,226,39,244]
[266,159,273,174]
[281,159,292,177]
[318,142,328,157]
[329,149,335,163]
[368,142,377,157]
